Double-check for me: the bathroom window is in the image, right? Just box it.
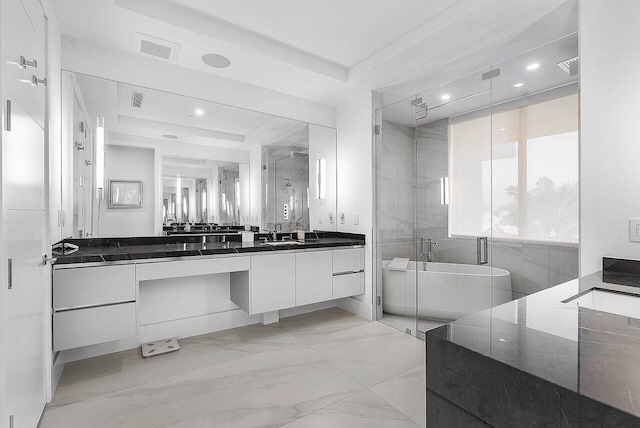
[449,93,579,243]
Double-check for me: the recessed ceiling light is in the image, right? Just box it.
[163,134,178,139]
[441,94,451,101]
[195,109,204,116]
[202,53,231,69]
[514,83,524,88]
[526,63,540,71]
[499,128,507,131]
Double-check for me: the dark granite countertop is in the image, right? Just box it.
[53,232,365,266]
[427,269,640,420]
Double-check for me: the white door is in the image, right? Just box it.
[1,0,48,426]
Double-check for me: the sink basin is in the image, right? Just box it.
[263,241,303,246]
[563,288,640,319]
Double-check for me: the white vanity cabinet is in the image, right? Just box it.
[230,253,296,315]
[295,250,333,306]
[332,248,365,299]
[53,265,137,351]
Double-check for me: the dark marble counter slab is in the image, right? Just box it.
[426,271,640,426]
[53,232,365,266]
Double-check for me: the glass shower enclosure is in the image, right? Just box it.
[375,33,580,339]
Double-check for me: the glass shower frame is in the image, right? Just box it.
[374,33,580,339]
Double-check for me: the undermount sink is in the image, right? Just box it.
[563,288,640,319]
[263,241,304,246]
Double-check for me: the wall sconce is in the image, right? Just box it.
[176,173,182,221]
[95,116,105,199]
[440,176,449,205]
[316,158,326,200]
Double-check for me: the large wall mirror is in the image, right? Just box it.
[59,71,337,238]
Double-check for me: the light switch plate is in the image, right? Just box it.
[630,219,640,242]
[340,212,345,224]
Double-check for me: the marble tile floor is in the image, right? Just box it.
[380,313,446,337]
[40,308,426,428]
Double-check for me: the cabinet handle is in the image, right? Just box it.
[5,100,11,131]
[7,259,12,290]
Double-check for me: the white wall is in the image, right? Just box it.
[98,145,155,237]
[580,0,640,274]
[336,91,374,320]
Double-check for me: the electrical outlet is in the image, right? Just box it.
[339,212,345,224]
[354,214,359,225]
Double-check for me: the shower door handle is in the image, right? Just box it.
[477,237,488,265]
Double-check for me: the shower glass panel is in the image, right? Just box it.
[414,68,494,337]
[375,95,419,335]
[375,33,580,340]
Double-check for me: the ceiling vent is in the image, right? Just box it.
[132,32,180,62]
[557,56,579,76]
[131,91,144,108]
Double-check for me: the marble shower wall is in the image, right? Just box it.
[376,120,416,261]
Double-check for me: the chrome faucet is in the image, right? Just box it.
[420,238,438,269]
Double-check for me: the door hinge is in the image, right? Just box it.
[482,68,501,81]
[19,55,38,69]
[377,296,381,306]
[9,415,14,428]
[374,125,381,135]
[5,100,11,131]
[31,75,47,87]
[7,259,12,290]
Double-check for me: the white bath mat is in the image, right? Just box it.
[141,337,180,358]
[388,257,410,271]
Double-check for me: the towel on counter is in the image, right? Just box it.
[388,257,410,271]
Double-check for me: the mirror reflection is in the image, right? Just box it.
[60,71,337,238]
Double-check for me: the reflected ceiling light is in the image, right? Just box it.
[195,109,204,116]
[499,128,507,131]
[202,53,231,68]
[526,63,540,71]
[163,134,178,139]
[514,82,524,88]
[440,94,451,101]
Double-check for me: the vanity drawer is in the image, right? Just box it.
[332,272,364,299]
[332,248,364,274]
[136,256,250,281]
[53,302,136,351]
[53,265,136,309]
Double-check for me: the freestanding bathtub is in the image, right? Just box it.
[382,261,512,321]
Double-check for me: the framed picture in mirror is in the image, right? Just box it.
[108,180,143,208]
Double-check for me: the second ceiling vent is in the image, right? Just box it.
[133,32,180,62]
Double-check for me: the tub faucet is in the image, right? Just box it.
[424,239,438,265]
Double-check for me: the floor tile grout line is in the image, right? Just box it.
[367,360,425,389]
[367,386,424,428]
